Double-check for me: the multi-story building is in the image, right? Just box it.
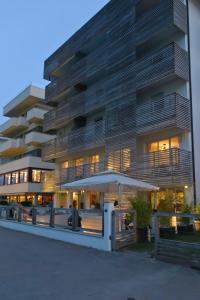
[42,0,200,208]
[0,85,55,205]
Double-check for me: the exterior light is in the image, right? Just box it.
[184,185,188,189]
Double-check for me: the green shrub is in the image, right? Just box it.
[158,192,174,227]
[129,196,152,228]
[180,204,192,225]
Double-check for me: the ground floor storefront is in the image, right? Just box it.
[0,193,53,206]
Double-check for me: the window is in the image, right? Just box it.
[90,155,100,174]
[74,158,84,178]
[121,148,131,171]
[147,137,180,167]
[20,169,28,183]
[12,172,19,184]
[5,173,11,185]
[108,148,131,172]
[61,161,69,169]
[32,169,41,183]
[0,175,4,186]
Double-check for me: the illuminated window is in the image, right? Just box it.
[108,148,131,172]
[74,158,84,178]
[20,169,28,183]
[121,148,131,171]
[32,169,41,183]
[61,161,69,169]
[90,155,100,174]
[147,137,180,167]
[12,172,19,184]
[5,173,11,185]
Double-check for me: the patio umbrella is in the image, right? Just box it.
[61,170,159,198]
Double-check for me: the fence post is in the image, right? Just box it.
[18,206,22,222]
[104,202,114,252]
[49,208,55,228]
[32,207,37,225]
[154,213,160,258]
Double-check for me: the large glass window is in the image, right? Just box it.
[32,169,41,183]
[5,173,11,185]
[20,169,28,183]
[12,172,19,184]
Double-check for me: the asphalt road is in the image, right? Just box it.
[0,227,199,300]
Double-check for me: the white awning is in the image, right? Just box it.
[61,170,159,193]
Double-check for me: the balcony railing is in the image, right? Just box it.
[136,43,189,93]
[135,0,187,47]
[59,161,106,184]
[53,148,192,188]
[43,84,106,132]
[134,148,193,187]
[45,46,107,103]
[136,93,191,135]
[42,121,105,161]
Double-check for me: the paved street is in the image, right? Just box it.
[0,227,199,300]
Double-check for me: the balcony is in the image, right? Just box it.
[134,148,193,187]
[25,132,55,147]
[0,138,26,156]
[136,93,191,135]
[135,0,187,47]
[45,47,107,103]
[3,85,44,117]
[59,161,106,184]
[26,107,48,124]
[0,117,28,137]
[43,85,106,132]
[44,7,107,81]
[136,43,189,93]
[42,121,105,161]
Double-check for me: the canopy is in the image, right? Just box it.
[61,170,159,193]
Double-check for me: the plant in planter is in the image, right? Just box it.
[178,204,193,234]
[158,192,175,238]
[193,205,200,232]
[128,196,152,242]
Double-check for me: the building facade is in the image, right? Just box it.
[42,0,200,208]
[0,85,55,205]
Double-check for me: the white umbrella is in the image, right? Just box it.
[61,170,159,193]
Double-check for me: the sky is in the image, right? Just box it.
[0,0,109,122]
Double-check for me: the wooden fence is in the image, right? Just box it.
[154,212,200,269]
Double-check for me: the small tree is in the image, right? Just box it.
[158,191,174,227]
[129,196,152,228]
[180,204,192,225]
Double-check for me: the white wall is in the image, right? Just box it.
[188,0,200,203]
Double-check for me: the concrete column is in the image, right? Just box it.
[103,202,114,252]
[66,191,70,208]
[33,195,38,206]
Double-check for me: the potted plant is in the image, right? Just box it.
[177,204,193,234]
[194,205,200,232]
[128,196,152,242]
[158,192,175,238]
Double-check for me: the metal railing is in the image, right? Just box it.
[0,205,104,236]
[42,121,105,160]
[136,93,191,135]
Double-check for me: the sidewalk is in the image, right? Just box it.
[0,227,199,300]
